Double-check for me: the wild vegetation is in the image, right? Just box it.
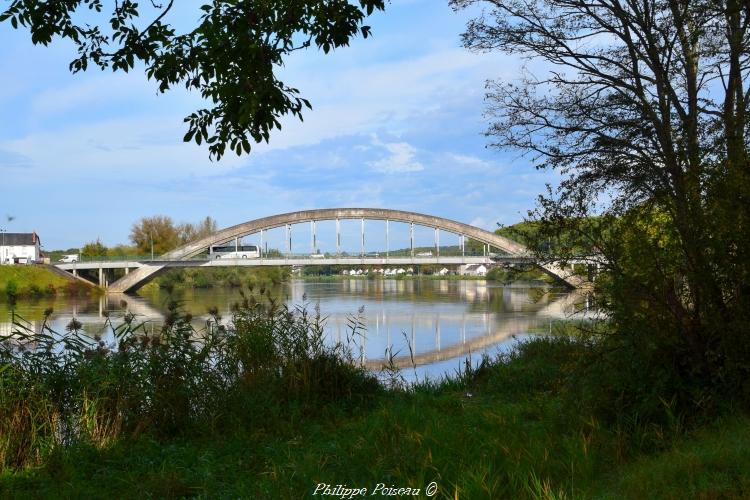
[0,267,92,303]
[140,266,290,293]
[0,297,748,498]
[2,0,748,496]
[453,0,750,421]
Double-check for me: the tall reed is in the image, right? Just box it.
[0,292,379,470]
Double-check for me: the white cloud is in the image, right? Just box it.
[447,153,493,170]
[0,114,244,183]
[257,47,517,153]
[368,135,424,173]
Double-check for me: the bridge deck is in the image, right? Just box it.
[55,255,533,271]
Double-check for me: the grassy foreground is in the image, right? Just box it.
[0,266,92,302]
[0,299,748,498]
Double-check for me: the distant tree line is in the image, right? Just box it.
[79,216,218,257]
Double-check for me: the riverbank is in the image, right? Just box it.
[0,265,94,302]
[0,303,746,498]
[139,266,290,293]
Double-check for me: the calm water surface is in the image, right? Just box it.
[1,279,591,379]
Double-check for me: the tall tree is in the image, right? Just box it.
[0,1,385,159]
[130,215,180,255]
[178,216,218,244]
[80,238,107,257]
[452,0,750,381]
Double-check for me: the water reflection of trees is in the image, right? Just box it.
[291,279,565,315]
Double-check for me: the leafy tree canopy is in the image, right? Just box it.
[80,238,107,257]
[130,215,181,255]
[130,215,218,255]
[0,0,385,159]
[453,0,750,401]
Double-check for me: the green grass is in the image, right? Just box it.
[141,266,290,292]
[0,302,748,499]
[0,265,91,301]
[589,415,750,499]
[3,372,748,498]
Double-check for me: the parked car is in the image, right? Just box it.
[59,254,79,263]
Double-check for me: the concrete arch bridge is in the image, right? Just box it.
[55,208,584,293]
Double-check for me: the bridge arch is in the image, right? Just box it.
[107,208,581,292]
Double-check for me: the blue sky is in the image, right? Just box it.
[0,0,558,251]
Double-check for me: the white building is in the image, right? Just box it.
[461,264,488,276]
[0,232,41,265]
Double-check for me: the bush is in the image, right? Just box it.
[0,294,380,469]
[27,284,43,299]
[4,280,17,303]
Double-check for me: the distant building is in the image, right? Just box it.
[462,264,488,276]
[0,232,41,265]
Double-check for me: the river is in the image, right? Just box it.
[0,279,591,380]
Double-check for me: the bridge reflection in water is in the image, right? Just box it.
[0,280,594,379]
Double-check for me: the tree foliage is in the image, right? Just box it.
[80,238,107,257]
[130,215,218,255]
[130,215,180,255]
[0,1,385,159]
[177,216,218,244]
[454,0,750,403]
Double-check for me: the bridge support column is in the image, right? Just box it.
[435,228,440,257]
[260,229,264,259]
[125,267,130,275]
[360,218,365,256]
[73,268,78,277]
[461,234,465,258]
[98,268,103,287]
[286,224,292,256]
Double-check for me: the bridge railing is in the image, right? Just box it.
[60,250,518,263]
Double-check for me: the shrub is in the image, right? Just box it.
[0,294,381,469]
[4,280,17,303]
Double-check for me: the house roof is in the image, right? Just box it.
[1,232,40,246]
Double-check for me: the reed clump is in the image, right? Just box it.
[0,292,379,470]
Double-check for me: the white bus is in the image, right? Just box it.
[210,244,260,259]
